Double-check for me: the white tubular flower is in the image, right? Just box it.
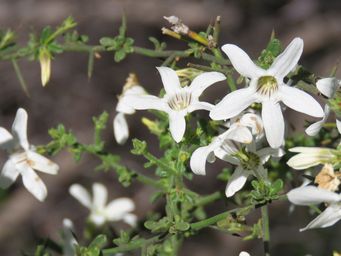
[125,67,226,143]
[62,219,78,256]
[0,108,59,201]
[69,183,137,227]
[306,77,341,135]
[210,38,324,148]
[287,185,341,231]
[113,74,146,145]
[287,147,337,170]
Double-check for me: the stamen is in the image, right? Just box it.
[168,92,192,111]
[256,76,278,97]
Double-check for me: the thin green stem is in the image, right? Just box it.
[196,191,222,207]
[261,205,271,256]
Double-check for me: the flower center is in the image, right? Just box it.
[167,92,192,111]
[256,76,278,97]
[235,150,260,171]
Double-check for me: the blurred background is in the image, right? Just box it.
[1,0,341,255]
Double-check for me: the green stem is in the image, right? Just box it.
[261,205,271,256]
[196,191,222,207]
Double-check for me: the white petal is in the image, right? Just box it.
[156,67,181,95]
[239,113,264,136]
[17,163,47,202]
[89,213,106,226]
[221,44,264,78]
[116,98,136,114]
[0,127,13,147]
[287,150,334,170]
[69,184,92,209]
[92,183,108,210]
[189,72,226,97]
[0,159,19,189]
[210,87,256,120]
[316,78,339,98]
[336,118,341,134]
[105,198,135,221]
[289,147,329,153]
[239,252,251,256]
[280,85,324,118]
[26,151,59,174]
[300,204,341,231]
[269,38,303,80]
[214,149,240,165]
[287,186,341,205]
[122,213,138,226]
[225,166,249,197]
[124,95,168,111]
[305,104,330,136]
[190,143,218,175]
[168,112,186,143]
[187,101,213,112]
[113,113,129,145]
[12,108,29,150]
[257,147,284,164]
[262,100,284,148]
[226,124,253,144]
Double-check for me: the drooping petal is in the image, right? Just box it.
[225,166,249,197]
[269,38,304,80]
[287,186,341,205]
[189,72,226,97]
[0,127,13,148]
[262,100,284,148]
[300,204,341,231]
[113,113,129,145]
[92,183,108,210]
[122,213,138,226]
[221,44,264,78]
[336,118,341,134]
[0,159,19,189]
[105,198,135,221]
[26,151,59,175]
[17,163,47,202]
[210,87,256,120]
[279,85,324,118]
[187,101,213,112]
[124,95,168,112]
[316,78,339,98]
[11,108,29,150]
[69,184,92,209]
[156,67,181,95]
[190,142,219,175]
[305,104,330,136]
[168,112,186,143]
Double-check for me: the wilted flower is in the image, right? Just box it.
[69,183,137,226]
[125,67,225,143]
[306,77,341,135]
[210,37,324,148]
[0,108,59,201]
[287,185,341,231]
[113,73,146,145]
[315,164,341,192]
[287,147,337,170]
[62,219,78,256]
[164,16,189,35]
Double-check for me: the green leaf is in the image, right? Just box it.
[131,139,147,155]
[89,234,107,249]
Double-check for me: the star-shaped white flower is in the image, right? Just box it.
[69,183,137,226]
[124,67,226,143]
[287,147,337,170]
[210,38,324,148]
[306,77,341,135]
[0,108,59,201]
[287,185,341,231]
[113,75,146,145]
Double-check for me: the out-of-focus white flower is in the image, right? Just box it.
[62,219,78,256]
[287,185,341,231]
[210,38,324,148]
[69,183,137,227]
[190,112,283,197]
[287,147,337,170]
[239,252,250,256]
[0,108,59,201]
[124,67,225,143]
[113,73,146,145]
[306,77,341,135]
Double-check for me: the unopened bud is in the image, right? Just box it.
[39,47,51,87]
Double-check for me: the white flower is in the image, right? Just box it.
[287,147,337,170]
[62,219,78,256]
[69,183,137,226]
[125,67,226,143]
[0,108,59,201]
[239,252,250,256]
[210,38,324,148]
[113,73,146,145]
[190,113,283,197]
[306,77,341,135]
[287,185,341,231]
